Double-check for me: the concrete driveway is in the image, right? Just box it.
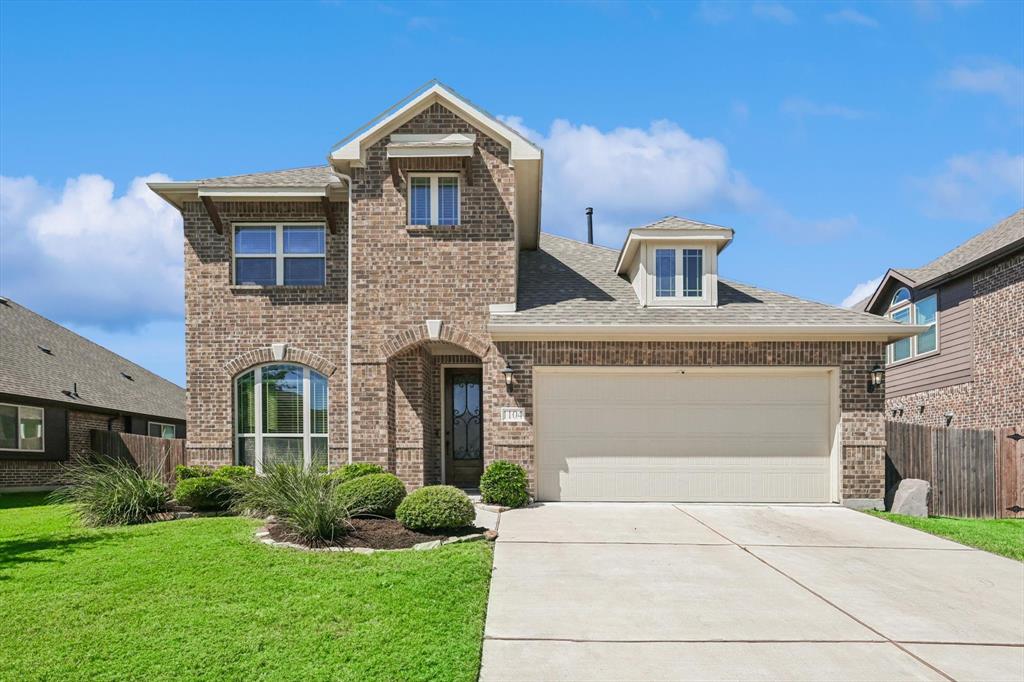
[480,503,1024,682]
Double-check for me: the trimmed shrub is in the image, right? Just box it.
[233,465,351,546]
[50,456,169,526]
[479,460,529,508]
[175,465,215,481]
[327,462,385,486]
[335,473,406,518]
[174,476,230,511]
[213,465,255,482]
[396,485,475,531]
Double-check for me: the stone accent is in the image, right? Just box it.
[890,478,930,517]
[223,346,338,378]
[885,251,1023,428]
[380,323,491,360]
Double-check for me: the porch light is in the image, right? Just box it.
[870,364,884,391]
[501,364,515,391]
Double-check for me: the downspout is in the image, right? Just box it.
[328,168,354,464]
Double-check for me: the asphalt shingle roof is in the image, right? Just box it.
[0,299,185,420]
[196,166,339,187]
[494,233,897,327]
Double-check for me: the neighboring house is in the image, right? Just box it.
[150,81,917,508]
[856,210,1023,429]
[0,298,186,490]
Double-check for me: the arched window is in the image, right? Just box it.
[890,287,911,307]
[235,364,328,472]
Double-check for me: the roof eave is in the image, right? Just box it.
[863,268,918,313]
[488,322,928,343]
[913,236,1024,290]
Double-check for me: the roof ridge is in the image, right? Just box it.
[0,297,185,390]
[541,231,620,253]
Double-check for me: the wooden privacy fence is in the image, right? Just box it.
[90,430,186,487]
[885,421,1024,518]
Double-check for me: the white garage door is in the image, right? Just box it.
[535,368,835,503]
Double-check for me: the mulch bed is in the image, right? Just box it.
[266,518,489,550]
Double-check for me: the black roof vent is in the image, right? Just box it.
[121,372,134,381]
[37,345,53,355]
[0,296,10,306]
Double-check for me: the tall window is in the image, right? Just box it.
[653,247,705,300]
[0,403,44,451]
[236,364,328,472]
[234,224,326,286]
[408,173,460,225]
[887,288,938,364]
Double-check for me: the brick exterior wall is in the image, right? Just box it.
[885,251,1023,429]
[0,410,124,488]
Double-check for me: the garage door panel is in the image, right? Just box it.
[536,370,833,503]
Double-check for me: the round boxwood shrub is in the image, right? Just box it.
[174,476,231,511]
[335,473,406,518]
[327,462,385,486]
[479,460,529,508]
[396,485,475,531]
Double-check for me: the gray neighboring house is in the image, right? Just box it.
[857,209,1023,429]
[0,298,186,490]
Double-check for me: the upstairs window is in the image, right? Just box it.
[653,247,705,301]
[408,173,460,226]
[0,403,44,451]
[887,290,938,364]
[234,224,325,286]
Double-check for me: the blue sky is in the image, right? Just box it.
[1,0,1022,387]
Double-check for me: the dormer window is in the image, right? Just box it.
[408,173,460,226]
[654,247,704,299]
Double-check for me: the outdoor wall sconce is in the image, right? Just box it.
[501,364,515,392]
[869,364,884,392]
[944,412,954,427]
[918,404,926,415]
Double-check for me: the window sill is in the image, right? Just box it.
[886,348,940,369]
[230,285,326,292]
[405,224,464,233]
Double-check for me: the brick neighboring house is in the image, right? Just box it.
[0,298,186,490]
[150,81,918,508]
[855,210,1023,429]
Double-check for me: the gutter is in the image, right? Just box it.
[487,322,930,343]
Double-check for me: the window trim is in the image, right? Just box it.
[0,402,45,452]
[232,223,326,287]
[234,363,328,474]
[646,244,713,307]
[886,292,939,366]
[407,172,461,226]
[148,421,177,439]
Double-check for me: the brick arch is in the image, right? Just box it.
[380,322,490,360]
[223,346,338,378]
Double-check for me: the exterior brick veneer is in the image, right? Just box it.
[885,251,1023,429]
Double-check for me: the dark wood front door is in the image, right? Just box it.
[445,368,483,488]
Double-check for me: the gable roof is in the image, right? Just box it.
[863,209,1024,312]
[0,298,185,420]
[490,234,923,341]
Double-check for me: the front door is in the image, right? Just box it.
[445,368,483,488]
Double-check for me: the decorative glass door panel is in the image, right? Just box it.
[445,369,483,488]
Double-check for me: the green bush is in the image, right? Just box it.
[335,473,406,518]
[174,476,230,511]
[213,465,255,482]
[175,465,215,481]
[233,465,351,546]
[479,460,529,508]
[50,456,169,526]
[327,462,385,485]
[395,485,475,531]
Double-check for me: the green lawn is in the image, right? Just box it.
[867,510,1024,561]
[0,493,493,681]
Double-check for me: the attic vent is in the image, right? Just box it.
[0,296,9,306]
[121,372,134,381]
[37,345,53,355]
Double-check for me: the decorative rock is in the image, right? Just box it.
[890,478,930,517]
[446,533,485,545]
[483,529,498,541]
[351,547,375,555]
[476,504,509,514]
[173,511,195,520]
[413,540,443,551]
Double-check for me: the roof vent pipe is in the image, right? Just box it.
[586,207,594,244]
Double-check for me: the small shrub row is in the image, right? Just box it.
[173,464,254,511]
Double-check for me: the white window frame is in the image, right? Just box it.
[232,223,326,287]
[646,244,714,307]
[235,364,328,474]
[886,292,939,366]
[148,422,177,439]
[0,402,45,452]
[407,172,461,226]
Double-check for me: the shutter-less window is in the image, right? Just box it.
[438,177,459,225]
[410,177,431,225]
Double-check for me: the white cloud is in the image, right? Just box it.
[780,97,869,120]
[913,150,1024,221]
[752,2,797,24]
[0,173,183,330]
[840,276,883,309]
[695,1,736,24]
[941,61,1024,106]
[826,8,879,28]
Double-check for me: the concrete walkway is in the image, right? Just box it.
[480,503,1024,681]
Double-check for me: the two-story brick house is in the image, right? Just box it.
[151,82,919,508]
